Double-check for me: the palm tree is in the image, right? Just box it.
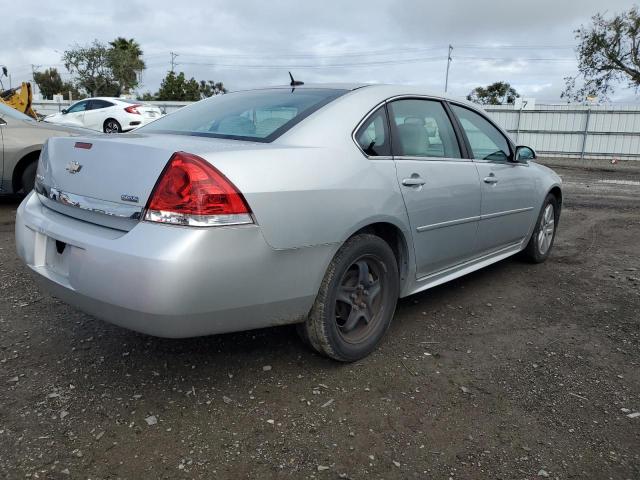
[109,37,145,94]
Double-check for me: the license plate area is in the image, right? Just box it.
[44,235,73,278]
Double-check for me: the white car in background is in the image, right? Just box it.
[44,98,163,133]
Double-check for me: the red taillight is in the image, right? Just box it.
[124,104,142,114]
[144,152,252,227]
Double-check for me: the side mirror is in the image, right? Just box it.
[61,109,68,114]
[515,145,536,162]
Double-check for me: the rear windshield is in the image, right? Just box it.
[139,88,347,142]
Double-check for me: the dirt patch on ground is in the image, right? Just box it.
[0,167,639,479]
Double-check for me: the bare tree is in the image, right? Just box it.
[563,6,640,101]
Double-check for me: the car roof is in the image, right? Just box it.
[79,97,132,102]
[233,83,467,104]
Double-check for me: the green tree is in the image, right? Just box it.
[156,71,201,101]
[198,80,227,98]
[62,41,119,96]
[108,37,145,94]
[62,38,146,97]
[467,81,520,105]
[32,68,83,100]
[563,6,640,101]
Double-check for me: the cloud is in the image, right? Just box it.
[2,0,637,103]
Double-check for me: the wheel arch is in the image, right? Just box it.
[103,117,120,131]
[348,221,413,294]
[12,149,41,193]
[548,185,563,210]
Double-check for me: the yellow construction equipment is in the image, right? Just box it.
[1,82,38,119]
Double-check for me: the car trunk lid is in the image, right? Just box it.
[36,133,275,231]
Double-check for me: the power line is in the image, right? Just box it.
[175,56,447,69]
[456,56,575,62]
[170,45,449,60]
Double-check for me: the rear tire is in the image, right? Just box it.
[521,194,559,263]
[20,161,38,194]
[298,234,400,362]
[103,119,121,133]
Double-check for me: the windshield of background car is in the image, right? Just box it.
[139,88,348,142]
[0,102,35,122]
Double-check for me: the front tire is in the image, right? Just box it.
[521,194,559,263]
[103,119,122,133]
[299,234,400,362]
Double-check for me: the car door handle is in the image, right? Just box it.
[483,174,499,184]
[402,177,426,187]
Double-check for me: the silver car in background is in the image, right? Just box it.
[0,103,78,194]
[15,84,562,361]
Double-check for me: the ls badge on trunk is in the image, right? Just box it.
[65,161,82,174]
[120,194,139,203]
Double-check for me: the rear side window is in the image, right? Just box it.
[89,100,114,110]
[451,105,511,162]
[355,106,390,156]
[388,99,461,158]
[140,88,347,142]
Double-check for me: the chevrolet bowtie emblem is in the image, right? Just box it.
[66,161,82,174]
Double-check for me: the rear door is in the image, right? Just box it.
[83,99,114,131]
[388,98,481,278]
[450,104,537,254]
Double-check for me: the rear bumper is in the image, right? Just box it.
[15,192,335,337]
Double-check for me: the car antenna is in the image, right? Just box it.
[289,71,304,88]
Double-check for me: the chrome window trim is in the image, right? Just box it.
[384,95,467,161]
[352,94,468,160]
[447,101,517,161]
[394,155,471,163]
[473,158,530,167]
[351,100,391,159]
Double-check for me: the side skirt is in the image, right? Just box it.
[402,241,523,298]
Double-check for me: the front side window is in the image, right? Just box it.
[451,105,511,162]
[140,88,348,142]
[388,99,461,158]
[354,106,390,156]
[67,101,88,113]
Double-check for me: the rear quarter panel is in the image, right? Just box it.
[211,145,411,250]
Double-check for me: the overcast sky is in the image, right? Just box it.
[4,0,638,103]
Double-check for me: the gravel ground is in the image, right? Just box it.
[0,165,639,480]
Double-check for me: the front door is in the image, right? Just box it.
[60,100,89,127]
[450,104,537,254]
[389,98,481,278]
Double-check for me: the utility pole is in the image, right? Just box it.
[170,52,179,72]
[444,44,453,93]
[31,64,41,96]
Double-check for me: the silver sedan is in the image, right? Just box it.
[0,103,79,194]
[15,84,562,361]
